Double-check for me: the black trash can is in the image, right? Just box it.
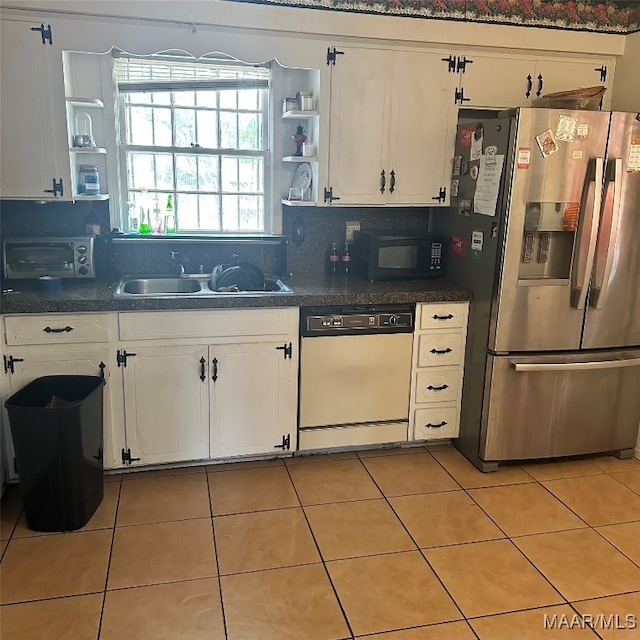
[4,375,105,532]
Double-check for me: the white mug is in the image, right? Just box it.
[302,143,316,157]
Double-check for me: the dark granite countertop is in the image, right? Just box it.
[0,274,470,314]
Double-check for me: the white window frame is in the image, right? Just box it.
[115,54,273,235]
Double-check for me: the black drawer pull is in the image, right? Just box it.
[432,314,454,320]
[426,421,447,428]
[430,348,452,354]
[43,326,74,333]
[427,384,449,391]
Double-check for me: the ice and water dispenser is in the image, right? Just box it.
[519,201,578,281]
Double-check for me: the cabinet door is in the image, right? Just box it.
[387,51,456,205]
[122,346,209,465]
[328,48,391,204]
[456,53,534,108]
[0,18,70,199]
[3,347,111,478]
[534,58,611,107]
[210,342,296,458]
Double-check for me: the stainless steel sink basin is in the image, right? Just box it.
[114,275,292,298]
[121,278,203,295]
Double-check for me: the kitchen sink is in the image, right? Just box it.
[114,275,292,298]
[121,278,203,295]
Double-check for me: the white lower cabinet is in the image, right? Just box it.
[115,308,298,468]
[210,341,297,458]
[1,313,117,475]
[409,302,469,442]
[120,345,210,466]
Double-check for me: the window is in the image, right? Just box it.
[116,55,270,234]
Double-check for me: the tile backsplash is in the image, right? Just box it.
[1,200,436,279]
[283,205,434,275]
[0,199,111,238]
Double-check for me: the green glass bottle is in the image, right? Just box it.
[138,205,151,235]
[164,195,176,234]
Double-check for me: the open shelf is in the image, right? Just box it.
[282,156,317,163]
[69,147,107,154]
[282,110,318,119]
[281,199,316,207]
[65,97,105,108]
[72,193,109,201]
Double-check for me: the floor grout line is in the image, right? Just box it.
[1,452,639,639]
[283,459,357,640]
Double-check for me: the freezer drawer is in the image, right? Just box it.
[481,350,640,461]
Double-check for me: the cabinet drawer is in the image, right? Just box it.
[413,405,459,440]
[4,313,111,345]
[417,332,463,367]
[414,367,460,404]
[118,307,297,341]
[419,303,466,330]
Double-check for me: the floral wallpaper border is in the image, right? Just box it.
[227,0,640,33]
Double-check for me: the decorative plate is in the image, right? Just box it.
[292,162,313,190]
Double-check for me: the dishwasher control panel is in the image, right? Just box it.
[301,305,414,336]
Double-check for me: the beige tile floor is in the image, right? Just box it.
[1,445,640,640]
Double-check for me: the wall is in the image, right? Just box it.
[1,0,625,57]
[611,30,640,111]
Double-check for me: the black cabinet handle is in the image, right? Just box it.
[199,357,206,382]
[43,326,74,333]
[432,314,454,320]
[380,169,386,194]
[211,357,218,381]
[427,384,449,391]
[536,73,543,97]
[430,348,453,354]
[389,170,396,194]
[426,421,448,428]
[525,74,533,98]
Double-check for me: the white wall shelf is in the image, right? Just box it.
[281,198,316,206]
[72,193,109,201]
[65,97,105,108]
[282,109,318,119]
[69,147,107,154]
[282,155,317,162]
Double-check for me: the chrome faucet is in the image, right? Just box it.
[170,251,189,276]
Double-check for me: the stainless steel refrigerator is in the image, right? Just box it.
[434,107,640,471]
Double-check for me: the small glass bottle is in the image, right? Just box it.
[78,164,100,195]
[139,205,151,235]
[326,242,339,275]
[342,242,351,275]
[127,202,139,234]
[164,195,176,234]
[152,200,164,235]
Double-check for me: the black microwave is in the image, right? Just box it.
[351,232,445,281]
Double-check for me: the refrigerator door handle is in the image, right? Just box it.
[590,158,623,309]
[571,157,604,310]
[512,357,640,372]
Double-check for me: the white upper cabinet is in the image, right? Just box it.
[387,51,456,205]
[326,47,390,205]
[326,46,455,206]
[0,17,71,199]
[448,50,613,109]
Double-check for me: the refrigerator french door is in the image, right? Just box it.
[438,107,640,471]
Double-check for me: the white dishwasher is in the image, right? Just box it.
[298,305,414,450]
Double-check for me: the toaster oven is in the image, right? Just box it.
[3,237,96,280]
